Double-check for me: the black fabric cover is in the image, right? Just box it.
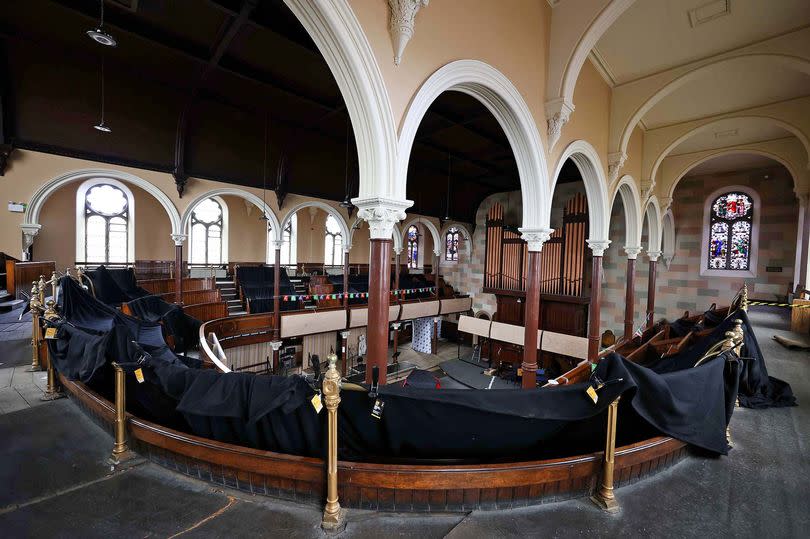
[126,295,200,352]
[337,352,733,461]
[649,309,796,409]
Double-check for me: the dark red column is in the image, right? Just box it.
[273,248,281,339]
[174,243,183,304]
[434,252,440,298]
[623,256,637,339]
[521,250,542,389]
[646,253,660,329]
[588,252,604,362]
[431,317,438,354]
[340,330,349,378]
[343,249,349,310]
[367,239,392,384]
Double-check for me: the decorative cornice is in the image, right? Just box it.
[607,151,626,184]
[171,233,188,246]
[519,227,554,252]
[387,0,429,66]
[352,196,411,240]
[587,239,611,257]
[544,98,575,150]
[624,246,643,260]
[647,250,663,262]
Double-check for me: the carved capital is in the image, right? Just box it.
[587,239,611,257]
[608,152,627,184]
[545,98,574,150]
[658,196,673,214]
[270,239,284,251]
[20,224,41,259]
[388,0,429,65]
[172,169,188,198]
[270,340,283,351]
[647,250,662,262]
[352,197,412,240]
[393,247,403,256]
[171,233,187,246]
[624,246,643,260]
[519,227,554,252]
[340,330,351,339]
[640,178,656,200]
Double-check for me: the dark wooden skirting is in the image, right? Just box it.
[60,375,689,512]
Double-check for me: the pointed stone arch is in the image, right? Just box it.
[180,188,280,246]
[440,222,474,260]
[279,201,351,248]
[400,217,442,256]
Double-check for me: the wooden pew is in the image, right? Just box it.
[5,260,56,298]
[137,277,214,294]
[183,301,229,323]
[156,289,221,305]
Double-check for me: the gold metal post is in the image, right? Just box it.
[321,351,345,532]
[29,281,42,372]
[51,271,59,302]
[741,283,749,312]
[591,397,621,513]
[110,363,135,465]
[38,275,46,305]
[41,346,65,401]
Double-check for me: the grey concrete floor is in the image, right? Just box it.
[0,307,807,538]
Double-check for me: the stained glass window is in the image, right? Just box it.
[707,191,753,271]
[445,226,459,261]
[84,183,130,263]
[324,214,343,266]
[407,225,419,269]
[189,198,224,265]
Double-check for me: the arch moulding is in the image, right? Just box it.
[400,217,442,256]
[279,201,351,247]
[397,60,550,231]
[23,168,181,258]
[180,188,280,245]
[610,174,643,250]
[440,222,474,260]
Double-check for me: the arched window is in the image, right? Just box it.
[76,179,134,264]
[281,214,297,266]
[445,226,460,261]
[407,225,419,269]
[324,214,343,266]
[188,197,227,265]
[701,186,759,277]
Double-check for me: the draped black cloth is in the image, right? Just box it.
[86,266,149,304]
[126,295,200,352]
[337,351,734,461]
[648,309,796,409]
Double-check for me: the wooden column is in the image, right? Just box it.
[173,239,184,305]
[521,250,542,389]
[434,252,441,298]
[431,317,438,355]
[623,248,641,340]
[340,330,349,378]
[273,248,281,340]
[342,249,349,310]
[646,251,661,329]
[587,242,608,362]
[367,238,392,385]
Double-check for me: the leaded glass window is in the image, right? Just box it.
[407,225,419,269]
[445,226,459,261]
[324,214,343,266]
[189,198,224,265]
[281,214,297,266]
[84,183,129,263]
[708,192,753,271]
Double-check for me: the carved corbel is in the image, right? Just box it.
[608,152,627,184]
[172,169,188,198]
[545,98,575,150]
[388,0,430,66]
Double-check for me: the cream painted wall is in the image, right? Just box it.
[551,60,612,174]
[622,126,645,185]
[350,0,550,142]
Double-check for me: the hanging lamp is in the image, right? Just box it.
[86,0,117,47]
[93,56,111,132]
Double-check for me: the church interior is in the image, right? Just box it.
[0,1,809,537]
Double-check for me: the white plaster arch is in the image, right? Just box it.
[665,148,801,202]
[397,60,550,230]
[661,209,675,267]
[649,115,810,187]
[440,222,474,260]
[279,201,351,248]
[180,188,280,243]
[348,215,402,252]
[558,0,635,110]
[609,175,643,249]
[400,217,442,256]
[284,0,397,200]
[23,168,181,257]
[551,140,611,242]
[643,196,663,255]
[619,53,810,155]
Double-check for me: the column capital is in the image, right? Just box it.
[270,239,284,251]
[340,330,351,339]
[519,227,554,252]
[623,246,643,259]
[587,239,611,257]
[647,250,662,262]
[545,98,575,150]
[171,233,187,246]
[270,340,283,351]
[352,196,412,240]
[391,322,401,330]
[393,247,403,256]
[608,152,627,183]
[342,244,352,254]
[433,249,442,257]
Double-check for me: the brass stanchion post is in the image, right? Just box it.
[321,352,345,532]
[591,397,621,513]
[29,281,42,371]
[41,299,64,401]
[110,363,135,465]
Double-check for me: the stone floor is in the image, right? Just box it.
[0,307,807,537]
